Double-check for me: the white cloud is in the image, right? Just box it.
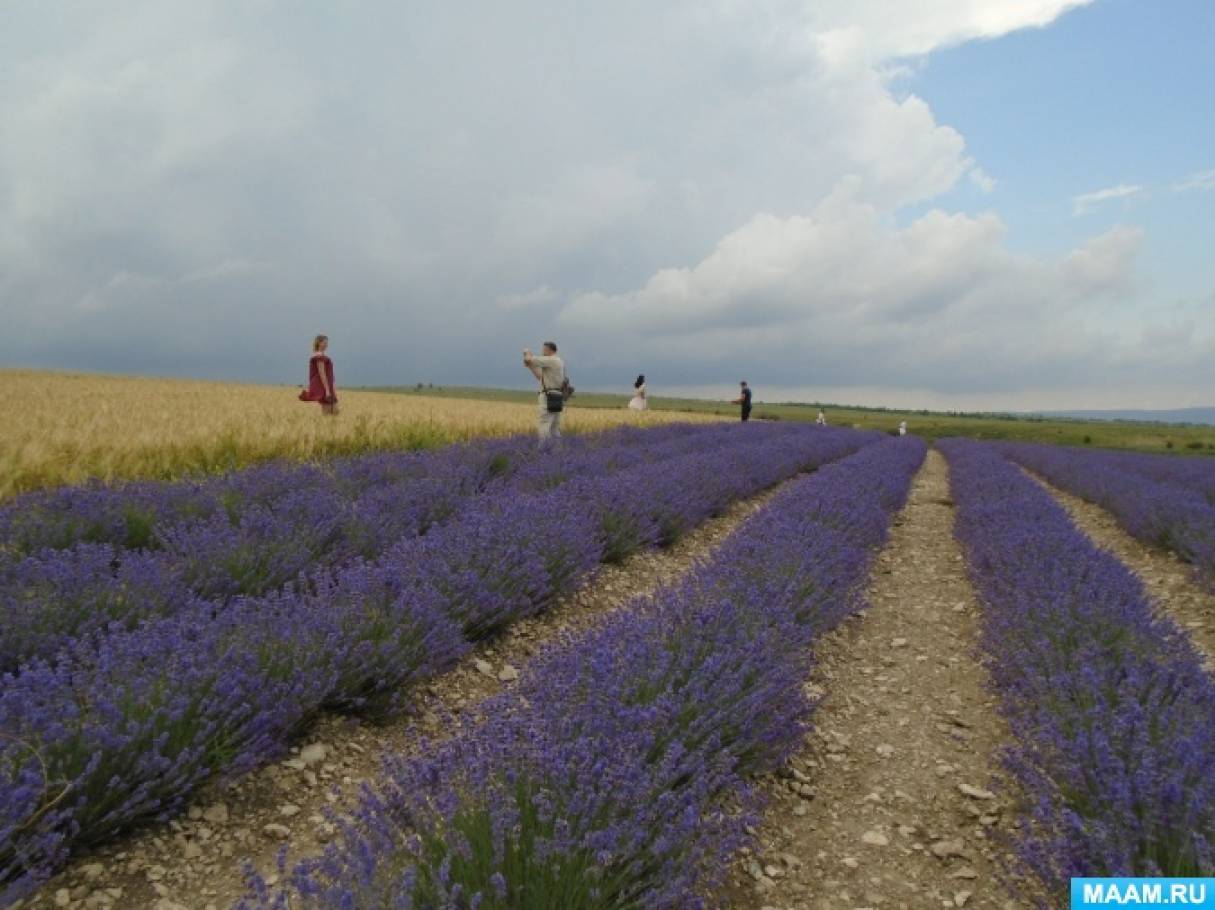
[1174,169,1215,193]
[1059,224,1143,295]
[968,166,997,194]
[557,192,1187,395]
[808,0,1095,58]
[1071,184,1146,215]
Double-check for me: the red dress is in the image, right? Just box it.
[299,354,336,403]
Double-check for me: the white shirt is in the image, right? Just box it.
[529,354,565,392]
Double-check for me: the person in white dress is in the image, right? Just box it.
[898,420,907,436]
[815,409,826,426]
[628,375,648,411]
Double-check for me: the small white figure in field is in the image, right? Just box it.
[816,409,826,426]
[899,420,907,436]
[628,374,648,411]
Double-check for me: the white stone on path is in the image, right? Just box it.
[931,838,967,859]
[299,743,328,766]
[958,783,995,800]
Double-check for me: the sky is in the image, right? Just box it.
[2,0,1212,410]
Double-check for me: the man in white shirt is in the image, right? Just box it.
[523,341,566,442]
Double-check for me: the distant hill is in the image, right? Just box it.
[1036,407,1215,426]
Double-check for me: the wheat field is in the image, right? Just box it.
[5,369,720,499]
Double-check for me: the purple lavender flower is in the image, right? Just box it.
[239,437,925,909]
[942,439,1215,898]
[0,544,189,673]
[1,423,893,901]
[997,441,1215,586]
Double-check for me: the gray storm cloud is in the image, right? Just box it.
[5,0,1205,405]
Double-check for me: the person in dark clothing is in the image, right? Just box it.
[731,381,753,422]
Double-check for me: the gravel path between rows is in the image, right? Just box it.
[20,481,791,910]
[1026,469,1215,671]
[725,449,1030,910]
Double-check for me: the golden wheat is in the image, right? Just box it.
[5,369,718,499]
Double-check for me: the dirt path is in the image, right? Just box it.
[1026,470,1215,671]
[726,449,1028,910]
[21,484,790,910]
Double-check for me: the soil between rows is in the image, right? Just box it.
[725,449,1030,910]
[1026,469,1215,672]
[20,480,791,910]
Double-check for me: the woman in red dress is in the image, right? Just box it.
[299,334,338,415]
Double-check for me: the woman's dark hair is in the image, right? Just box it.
[634,374,645,388]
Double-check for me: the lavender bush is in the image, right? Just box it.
[398,489,604,641]
[0,424,879,900]
[998,441,1215,584]
[0,601,336,891]
[0,479,216,555]
[158,487,352,599]
[0,424,723,558]
[0,545,188,676]
[254,564,469,720]
[942,439,1215,898]
[1089,447,1215,506]
[243,437,926,909]
[0,424,773,672]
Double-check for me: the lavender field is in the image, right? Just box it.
[240,437,926,908]
[944,440,1215,900]
[1,423,882,903]
[6,429,1215,909]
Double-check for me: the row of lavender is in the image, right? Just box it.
[997,442,1215,584]
[0,423,768,674]
[243,437,927,909]
[942,440,1215,898]
[1105,448,1215,504]
[1,424,876,902]
[0,423,737,557]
